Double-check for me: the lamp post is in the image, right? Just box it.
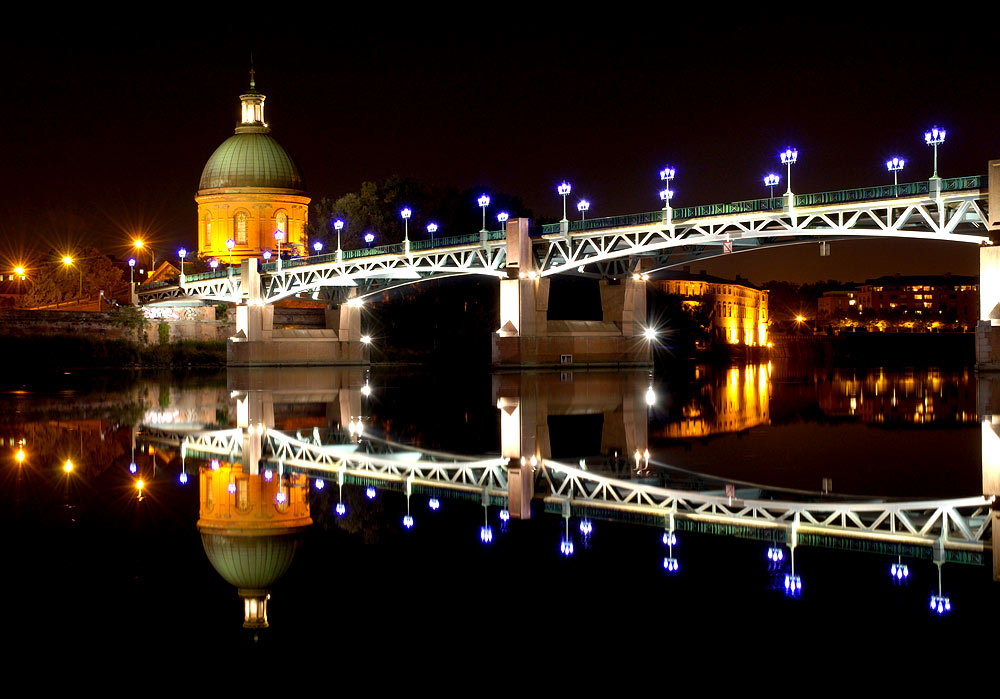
[400,207,411,243]
[210,259,219,271]
[659,167,675,225]
[262,250,271,262]
[178,248,186,277]
[497,211,508,235]
[427,222,438,244]
[557,182,572,222]
[62,256,82,298]
[478,194,490,233]
[226,238,235,270]
[925,127,945,179]
[133,239,154,274]
[274,229,285,260]
[364,232,375,248]
[887,157,905,196]
[128,257,136,285]
[764,173,780,199]
[780,148,798,196]
[334,219,344,253]
[577,199,590,223]
[313,241,323,255]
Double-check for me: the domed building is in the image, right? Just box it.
[196,75,310,262]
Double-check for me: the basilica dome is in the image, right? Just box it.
[195,75,311,261]
[198,132,306,192]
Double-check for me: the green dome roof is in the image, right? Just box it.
[201,532,303,591]
[198,132,306,192]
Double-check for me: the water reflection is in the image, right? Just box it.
[1,364,994,641]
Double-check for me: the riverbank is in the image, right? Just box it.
[768,331,974,367]
[0,335,227,368]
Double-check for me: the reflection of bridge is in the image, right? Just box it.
[139,367,996,576]
[136,174,995,367]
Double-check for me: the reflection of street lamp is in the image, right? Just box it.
[780,148,798,195]
[764,173,780,198]
[478,194,490,233]
[925,127,946,179]
[62,256,82,298]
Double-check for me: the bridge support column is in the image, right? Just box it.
[978,373,1000,579]
[977,246,1000,371]
[228,261,370,366]
[492,218,652,368]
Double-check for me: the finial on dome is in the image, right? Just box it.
[249,53,255,90]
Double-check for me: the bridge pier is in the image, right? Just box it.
[228,258,369,366]
[492,218,652,368]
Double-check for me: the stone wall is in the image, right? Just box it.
[0,310,134,340]
[142,305,233,343]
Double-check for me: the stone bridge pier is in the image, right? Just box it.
[228,258,369,366]
[495,371,650,519]
[493,218,651,367]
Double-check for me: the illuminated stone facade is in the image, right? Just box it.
[654,270,768,347]
[196,77,310,262]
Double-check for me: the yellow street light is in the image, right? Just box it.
[63,459,73,473]
[15,448,25,465]
[63,256,82,298]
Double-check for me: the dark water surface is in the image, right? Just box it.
[2,362,995,670]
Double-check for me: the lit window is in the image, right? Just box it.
[276,211,287,238]
[236,478,250,511]
[235,212,248,244]
[205,212,212,246]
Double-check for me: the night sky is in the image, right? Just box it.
[4,14,998,283]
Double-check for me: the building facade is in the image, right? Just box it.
[196,76,310,262]
[653,269,768,347]
[855,274,978,328]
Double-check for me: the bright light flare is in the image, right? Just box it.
[63,459,73,473]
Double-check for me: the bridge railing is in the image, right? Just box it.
[539,175,986,235]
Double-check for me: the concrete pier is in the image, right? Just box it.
[492,218,652,368]
[227,258,369,366]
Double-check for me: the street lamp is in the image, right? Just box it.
[210,259,219,271]
[262,250,271,262]
[887,157,905,196]
[313,241,324,255]
[334,219,344,253]
[557,182,572,222]
[478,194,490,233]
[497,211,509,235]
[62,256,82,298]
[925,127,946,179]
[577,199,590,222]
[226,238,235,270]
[178,248,187,276]
[780,148,798,196]
[764,173,780,199]
[400,207,411,243]
[128,257,135,285]
[364,232,375,248]
[426,222,438,244]
[133,239,154,273]
[274,229,285,260]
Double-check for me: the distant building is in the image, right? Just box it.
[817,289,859,322]
[857,274,978,327]
[653,268,768,346]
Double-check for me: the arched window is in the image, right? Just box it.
[275,211,287,239]
[205,212,212,246]
[235,211,248,244]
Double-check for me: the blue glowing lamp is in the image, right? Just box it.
[429,498,440,511]
[178,472,188,485]
[663,557,679,572]
[560,537,575,556]
[662,532,677,546]
[366,485,376,499]
[480,525,493,543]
[579,519,593,536]
[264,469,273,482]
[499,509,510,523]
[129,462,137,474]
[780,148,798,165]
[315,478,325,490]
[403,515,414,529]
[335,502,346,516]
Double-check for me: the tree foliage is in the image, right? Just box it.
[307,176,532,251]
[19,248,125,308]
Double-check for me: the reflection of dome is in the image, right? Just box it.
[200,532,303,591]
[199,133,306,192]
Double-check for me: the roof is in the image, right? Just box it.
[653,269,762,290]
[863,274,978,287]
[198,132,306,192]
